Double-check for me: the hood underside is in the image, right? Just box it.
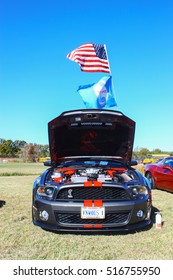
[48,109,135,166]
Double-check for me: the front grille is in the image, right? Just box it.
[56,186,130,201]
[54,211,130,225]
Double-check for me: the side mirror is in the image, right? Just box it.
[44,160,52,166]
[163,165,172,171]
[130,160,138,166]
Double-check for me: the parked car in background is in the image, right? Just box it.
[39,157,50,163]
[143,155,155,164]
[143,154,170,164]
[144,156,173,192]
[32,109,152,232]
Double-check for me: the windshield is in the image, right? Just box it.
[59,160,125,168]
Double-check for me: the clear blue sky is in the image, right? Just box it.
[0,0,173,151]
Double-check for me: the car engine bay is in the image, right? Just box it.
[47,165,138,185]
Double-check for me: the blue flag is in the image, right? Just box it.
[77,76,117,109]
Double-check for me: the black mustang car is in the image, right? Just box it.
[32,109,152,232]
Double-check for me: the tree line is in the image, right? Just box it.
[133,147,173,161]
[0,138,49,162]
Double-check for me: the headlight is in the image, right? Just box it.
[130,186,148,198]
[37,186,55,198]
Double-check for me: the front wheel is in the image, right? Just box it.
[145,172,155,189]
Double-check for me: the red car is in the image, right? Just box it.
[144,157,173,192]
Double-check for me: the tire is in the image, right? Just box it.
[145,172,155,189]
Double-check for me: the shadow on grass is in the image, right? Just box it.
[0,200,6,208]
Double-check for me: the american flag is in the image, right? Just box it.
[67,43,110,73]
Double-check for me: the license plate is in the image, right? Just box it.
[81,207,105,219]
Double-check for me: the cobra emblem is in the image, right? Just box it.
[67,189,73,198]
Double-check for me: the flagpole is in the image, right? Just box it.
[104,44,117,108]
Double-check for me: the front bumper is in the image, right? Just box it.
[32,198,152,232]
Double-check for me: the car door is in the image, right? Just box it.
[154,158,173,192]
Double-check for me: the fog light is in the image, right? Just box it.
[39,210,49,221]
[137,210,144,218]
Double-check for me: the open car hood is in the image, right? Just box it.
[48,109,135,166]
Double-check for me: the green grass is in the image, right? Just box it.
[0,163,173,260]
[0,162,46,176]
